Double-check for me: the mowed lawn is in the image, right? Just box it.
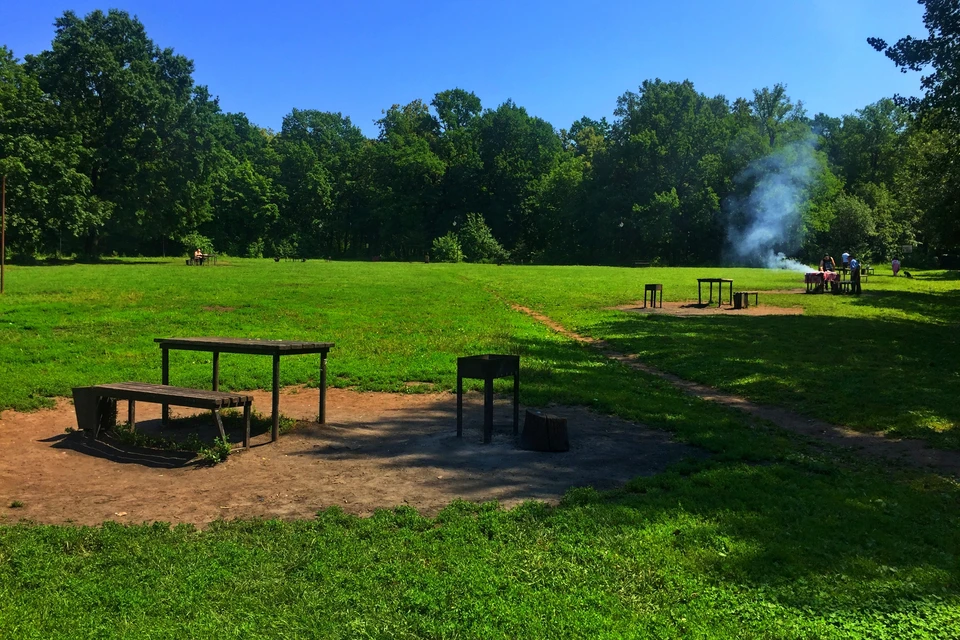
[0,259,958,638]
[473,265,960,450]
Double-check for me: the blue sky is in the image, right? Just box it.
[4,0,927,137]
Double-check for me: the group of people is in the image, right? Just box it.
[818,250,862,294]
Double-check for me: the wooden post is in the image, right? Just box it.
[243,402,251,450]
[271,353,280,442]
[319,351,327,423]
[212,351,220,391]
[513,370,520,436]
[456,373,463,437]
[1,175,5,295]
[161,347,169,424]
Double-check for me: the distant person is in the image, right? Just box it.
[820,254,836,272]
[193,248,204,266]
[892,257,901,276]
[841,250,850,271]
[849,254,861,294]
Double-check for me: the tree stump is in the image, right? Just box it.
[520,410,569,452]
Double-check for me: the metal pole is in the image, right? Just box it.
[1,175,6,294]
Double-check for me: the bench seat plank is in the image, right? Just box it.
[90,382,252,409]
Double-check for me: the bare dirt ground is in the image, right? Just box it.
[613,300,803,316]
[511,304,960,476]
[0,388,701,527]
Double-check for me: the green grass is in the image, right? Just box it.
[471,265,960,450]
[0,259,958,637]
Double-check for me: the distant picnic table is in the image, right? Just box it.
[697,278,734,307]
[155,337,335,441]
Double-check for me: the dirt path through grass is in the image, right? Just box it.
[510,303,960,476]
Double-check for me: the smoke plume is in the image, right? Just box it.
[724,135,819,272]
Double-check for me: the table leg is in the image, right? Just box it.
[456,374,463,437]
[128,400,136,430]
[271,353,280,442]
[698,281,702,305]
[483,376,494,444]
[161,347,169,424]
[243,402,251,450]
[728,281,733,307]
[213,409,227,441]
[319,352,327,424]
[212,351,220,391]
[513,372,520,436]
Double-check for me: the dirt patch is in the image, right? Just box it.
[202,305,236,313]
[0,388,701,527]
[511,305,960,477]
[613,300,803,316]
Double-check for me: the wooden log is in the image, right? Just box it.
[520,410,569,452]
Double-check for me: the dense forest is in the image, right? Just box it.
[1,6,958,266]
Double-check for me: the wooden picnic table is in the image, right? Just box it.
[155,337,334,441]
[697,278,734,307]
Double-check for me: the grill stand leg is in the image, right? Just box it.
[483,376,494,444]
[456,374,463,438]
[513,371,520,436]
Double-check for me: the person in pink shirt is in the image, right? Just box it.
[892,257,901,276]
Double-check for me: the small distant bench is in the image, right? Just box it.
[633,261,652,268]
[72,382,253,449]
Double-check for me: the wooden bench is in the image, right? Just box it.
[72,382,253,449]
[633,261,652,268]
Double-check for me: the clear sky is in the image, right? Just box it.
[4,0,927,137]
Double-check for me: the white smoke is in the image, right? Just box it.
[725,135,819,272]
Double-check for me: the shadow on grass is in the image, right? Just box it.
[850,288,960,324]
[587,300,960,449]
[911,270,960,281]
[51,431,199,468]
[9,258,172,267]
[49,410,289,468]
[279,332,794,503]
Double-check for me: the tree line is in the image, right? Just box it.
[0,8,956,265]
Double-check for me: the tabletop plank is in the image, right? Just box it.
[155,337,334,355]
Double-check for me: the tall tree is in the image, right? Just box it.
[870,0,960,250]
[869,0,960,124]
[24,9,218,255]
[0,46,106,258]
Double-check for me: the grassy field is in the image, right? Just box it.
[473,265,960,450]
[1,259,959,638]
